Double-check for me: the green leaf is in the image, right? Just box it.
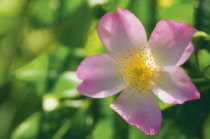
[0,0,26,15]
[29,0,58,27]
[191,31,210,50]
[29,0,85,27]
[158,0,193,23]
[130,118,187,139]
[11,113,40,139]
[14,55,48,93]
[54,2,92,46]
[15,55,48,82]
[61,109,88,139]
[155,96,174,110]
[127,0,155,36]
[194,0,210,34]
[53,71,81,98]
[0,83,41,139]
[104,0,130,12]
[91,98,114,139]
[84,21,106,56]
[203,114,210,139]
[188,49,210,75]
[92,118,113,139]
[198,49,210,71]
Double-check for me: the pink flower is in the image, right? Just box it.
[76,7,200,135]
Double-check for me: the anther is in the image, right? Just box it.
[113,47,162,93]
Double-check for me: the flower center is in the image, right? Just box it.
[114,44,162,94]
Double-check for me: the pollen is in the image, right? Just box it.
[113,43,162,94]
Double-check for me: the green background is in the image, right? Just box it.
[0,0,210,139]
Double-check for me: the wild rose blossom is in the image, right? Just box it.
[76,7,200,135]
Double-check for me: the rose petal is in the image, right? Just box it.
[110,90,162,135]
[98,7,147,54]
[77,54,117,80]
[152,66,200,104]
[77,78,126,98]
[148,19,197,66]
[76,54,126,98]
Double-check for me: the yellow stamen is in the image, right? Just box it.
[113,43,162,94]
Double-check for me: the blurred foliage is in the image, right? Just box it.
[0,0,210,139]
[194,0,210,34]
[192,31,210,50]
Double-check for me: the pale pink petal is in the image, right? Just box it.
[110,90,162,135]
[152,66,200,104]
[77,78,126,98]
[148,19,197,66]
[98,7,147,54]
[77,54,117,80]
[76,54,126,98]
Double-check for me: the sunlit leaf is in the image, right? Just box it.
[198,49,210,71]
[0,0,26,15]
[11,113,40,139]
[22,29,54,56]
[88,0,108,7]
[15,55,48,82]
[92,119,113,139]
[155,96,174,110]
[159,1,193,23]
[104,0,129,12]
[14,55,48,93]
[157,0,177,8]
[53,71,81,98]
[29,0,58,27]
[84,21,106,56]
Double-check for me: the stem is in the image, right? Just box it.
[194,50,210,81]
[113,112,129,139]
[194,50,200,72]
[148,0,157,35]
[87,99,101,136]
[112,95,129,139]
[194,0,203,30]
[202,65,210,81]
[192,78,207,83]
